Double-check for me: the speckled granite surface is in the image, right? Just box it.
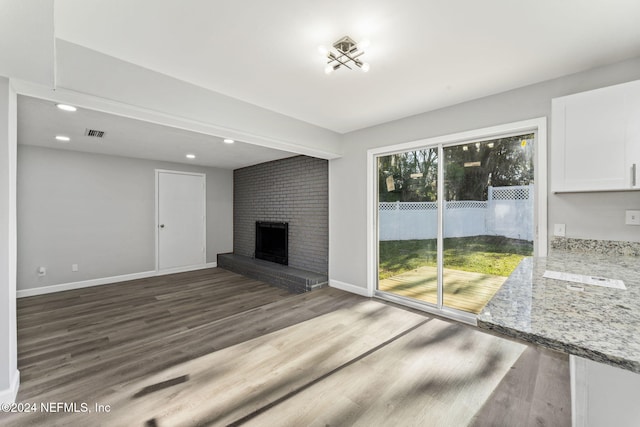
[550,236,640,256]
[477,251,640,373]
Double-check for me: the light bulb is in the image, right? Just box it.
[324,64,334,74]
[361,62,370,72]
[56,104,77,112]
[55,135,70,142]
[186,154,196,159]
[318,45,328,56]
[223,138,234,144]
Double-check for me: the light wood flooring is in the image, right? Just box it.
[378,266,506,314]
[2,268,570,426]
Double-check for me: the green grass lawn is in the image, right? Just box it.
[379,236,533,280]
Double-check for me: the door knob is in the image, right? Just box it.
[159,224,165,229]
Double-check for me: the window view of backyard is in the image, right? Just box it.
[377,134,535,314]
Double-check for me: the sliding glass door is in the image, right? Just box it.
[376,134,535,317]
[377,148,439,305]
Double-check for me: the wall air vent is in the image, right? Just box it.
[84,129,106,138]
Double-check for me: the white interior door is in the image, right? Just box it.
[157,170,206,270]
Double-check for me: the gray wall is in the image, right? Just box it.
[330,56,640,290]
[17,145,233,291]
[234,155,328,274]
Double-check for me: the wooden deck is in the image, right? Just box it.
[378,266,506,314]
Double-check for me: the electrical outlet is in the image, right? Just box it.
[625,210,640,226]
[72,264,79,272]
[553,223,566,237]
[38,266,46,276]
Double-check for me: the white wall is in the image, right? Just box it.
[17,145,233,291]
[0,0,54,86]
[54,40,342,159]
[329,57,640,290]
[0,77,19,403]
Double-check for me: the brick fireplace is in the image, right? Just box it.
[218,155,328,292]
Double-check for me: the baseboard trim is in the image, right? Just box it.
[17,262,218,298]
[0,370,20,404]
[329,279,372,297]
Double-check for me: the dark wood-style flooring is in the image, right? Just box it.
[1,268,570,426]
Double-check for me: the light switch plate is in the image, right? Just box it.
[626,210,640,225]
[553,223,566,237]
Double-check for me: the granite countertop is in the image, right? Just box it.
[477,251,640,374]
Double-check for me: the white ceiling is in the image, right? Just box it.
[17,95,296,169]
[54,0,640,133]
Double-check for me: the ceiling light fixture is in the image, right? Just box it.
[186,153,196,159]
[56,104,77,112]
[320,36,370,74]
[223,138,234,144]
[55,135,70,142]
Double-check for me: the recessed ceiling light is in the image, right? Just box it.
[223,138,234,144]
[55,135,70,142]
[186,153,196,159]
[56,104,77,112]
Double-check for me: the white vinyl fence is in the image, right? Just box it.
[379,185,533,242]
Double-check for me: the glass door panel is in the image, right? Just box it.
[377,149,440,306]
[442,135,535,314]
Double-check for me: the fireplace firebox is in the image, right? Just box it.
[255,221,288,265]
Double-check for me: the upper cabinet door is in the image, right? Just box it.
[551,80,640,192]
[626,86,640,190]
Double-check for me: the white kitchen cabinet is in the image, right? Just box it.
[551,79,640,192]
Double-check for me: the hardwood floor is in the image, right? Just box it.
[378,266,506,314]
[470,345,571,427]
[1,268,570,426]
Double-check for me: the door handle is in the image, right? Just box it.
[632,164,637,187]
[159,224,165,229]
